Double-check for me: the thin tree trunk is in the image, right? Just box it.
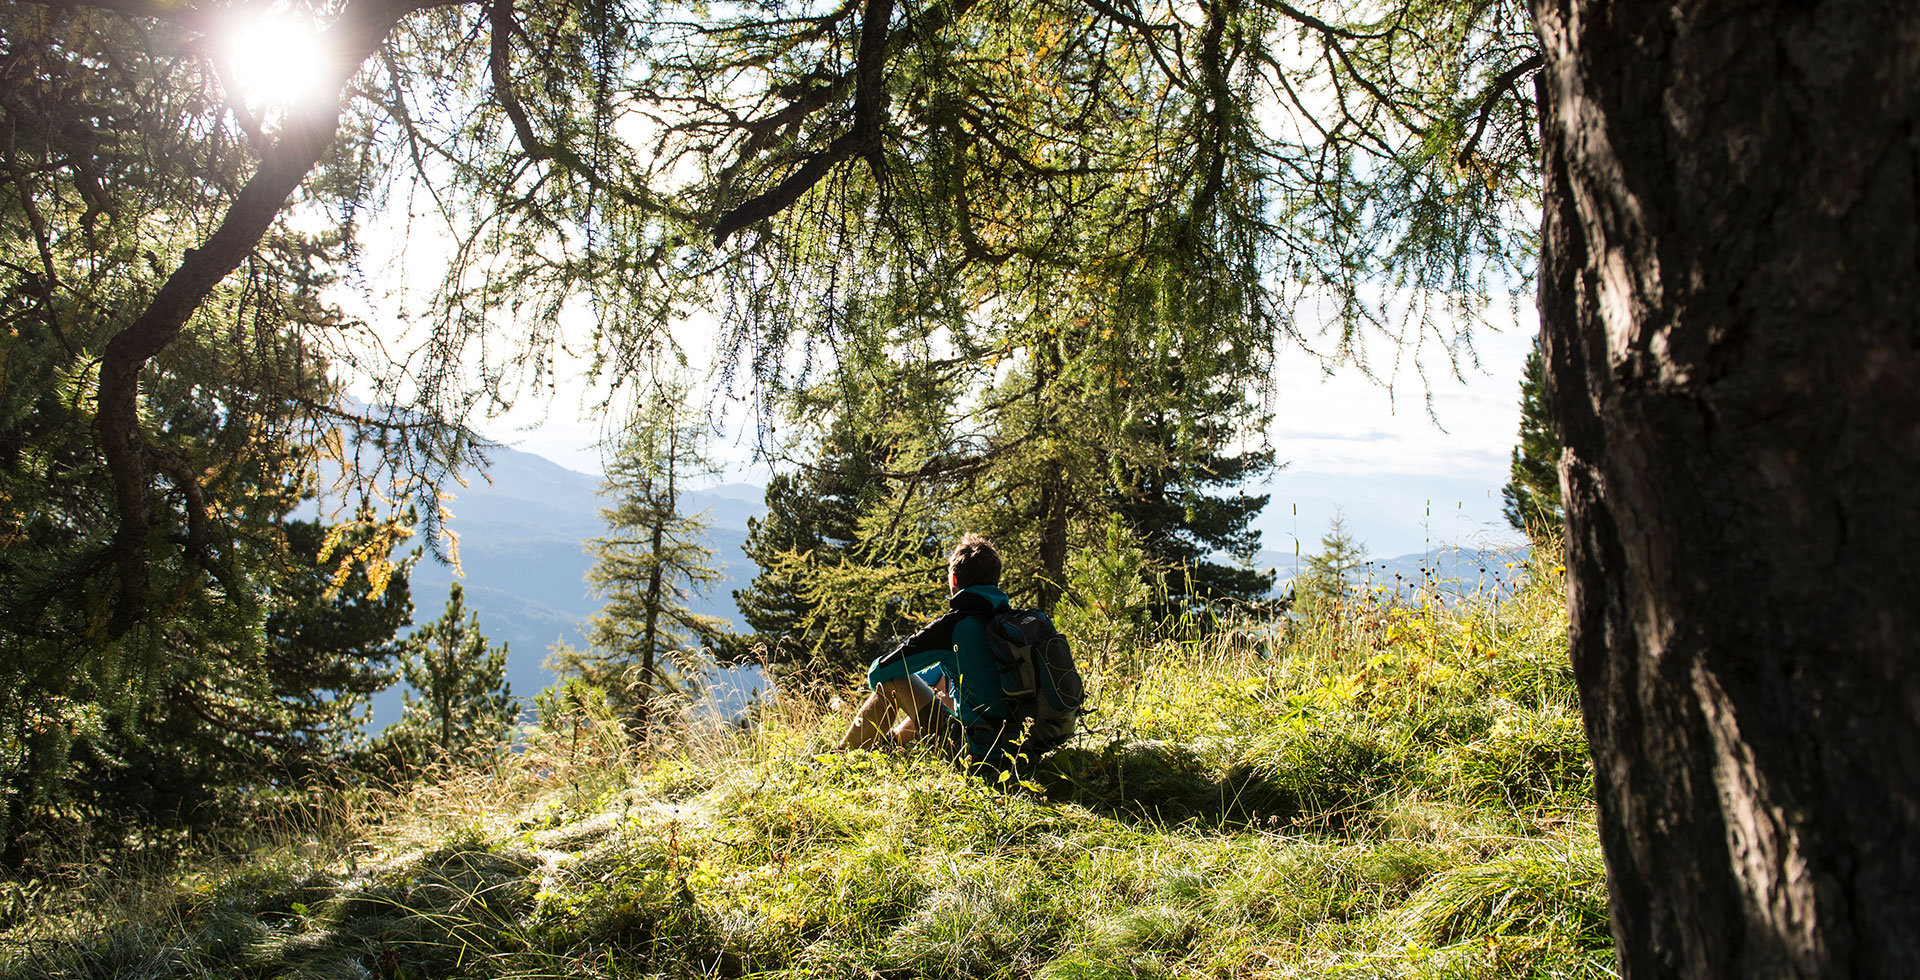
[1036,461,1069,613]
[640,508,665,722]
[637,426,677,722]
[1034,342,1068,613]
[1533,0,1920,975]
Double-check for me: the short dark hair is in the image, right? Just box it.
[948,533,1001,589]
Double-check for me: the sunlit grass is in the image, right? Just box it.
[0,547,1610,979]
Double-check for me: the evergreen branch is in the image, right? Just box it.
[484,0,657,212]
[0,117,76,358]
[12,0,217,33]
[1253,0,1397,42]
[710,0,993,245]
[1457,53,1541,166]
[1260,0,1428,138]
[1074,0,1184,83]
[95,0,425,636]
[711,0,896,245]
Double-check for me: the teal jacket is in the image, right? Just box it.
[866,584,1011,758]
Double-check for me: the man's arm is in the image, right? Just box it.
[865,611,965,687]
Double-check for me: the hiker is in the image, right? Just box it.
[838,533,1011,765]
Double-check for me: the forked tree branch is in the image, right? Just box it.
[1457,53,1541,165]
[94,0,428,635]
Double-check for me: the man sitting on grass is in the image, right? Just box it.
[838,533,1011,766]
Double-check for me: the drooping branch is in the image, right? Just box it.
[1456,53,1540,165]
[1186,0,1232,230]
[1258,0,1428,138]
[849,0,895,177]
[14,0,217,34]
[710,0,897,245]
[94,0,426,635]
[1076,0,1184,83]
[0,116,76,358]
[484,0,661,213]
[711,129,869,247]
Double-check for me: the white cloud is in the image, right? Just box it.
[1257,317,1537,557]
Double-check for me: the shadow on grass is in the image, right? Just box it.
[1028,734,1403,833]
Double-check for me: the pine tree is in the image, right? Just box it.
[734,430,886,668]
[1295,514,1370,622]
[574,387,728,723]
[736,370,959,677]
[68,515,418,836]
[379,583,515,769]
[1059,515,1156,670]
[1112,372,1278,612]
[1501,342,1564,539]
[263,518,417,772]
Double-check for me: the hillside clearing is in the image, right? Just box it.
[1,559,1609,979]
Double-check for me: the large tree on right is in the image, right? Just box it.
[1533,1,1919,975]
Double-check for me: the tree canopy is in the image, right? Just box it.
[2,0,1542,875]
[1,0,1541,635]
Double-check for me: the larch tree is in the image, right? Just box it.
[575,383,728,724]
[10,0,1915,971]
[6,0,1538,651]
[1533,0,1920,975]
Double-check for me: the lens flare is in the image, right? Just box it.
[221,14,332,109]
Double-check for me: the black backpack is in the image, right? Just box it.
[973,608,1086,769]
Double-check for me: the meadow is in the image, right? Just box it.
[0,553,1609,979]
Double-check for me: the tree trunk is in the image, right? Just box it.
[92,0,421,634]
[638,430,677,723]
[1035,459,1069,614]
[1033,341,1069,613]
[1532,1,1920,977]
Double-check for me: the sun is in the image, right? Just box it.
[220,13,333,110]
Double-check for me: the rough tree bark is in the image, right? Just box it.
[1533,1,1920,976]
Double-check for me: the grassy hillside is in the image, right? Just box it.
[1,557,1609,979]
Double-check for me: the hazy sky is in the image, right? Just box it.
[465,313,1539,561]
[1254,321,1535,560]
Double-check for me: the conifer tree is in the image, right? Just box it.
[263,518,417,770]
[572,386,727,722]
[380,583,515,768]
[1501,342,1564,539]
[1113,372,1278,612]
[736,367,962,676]
[1296,514,1370,622]
[734,429,892,671]
[1059,515,1156,669]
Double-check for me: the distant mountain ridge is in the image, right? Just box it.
[1259,543,1529,604]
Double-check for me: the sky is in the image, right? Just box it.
[460,311,1540,563]
[1252,320,1536,561]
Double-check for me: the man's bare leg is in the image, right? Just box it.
[839,677,934,751]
